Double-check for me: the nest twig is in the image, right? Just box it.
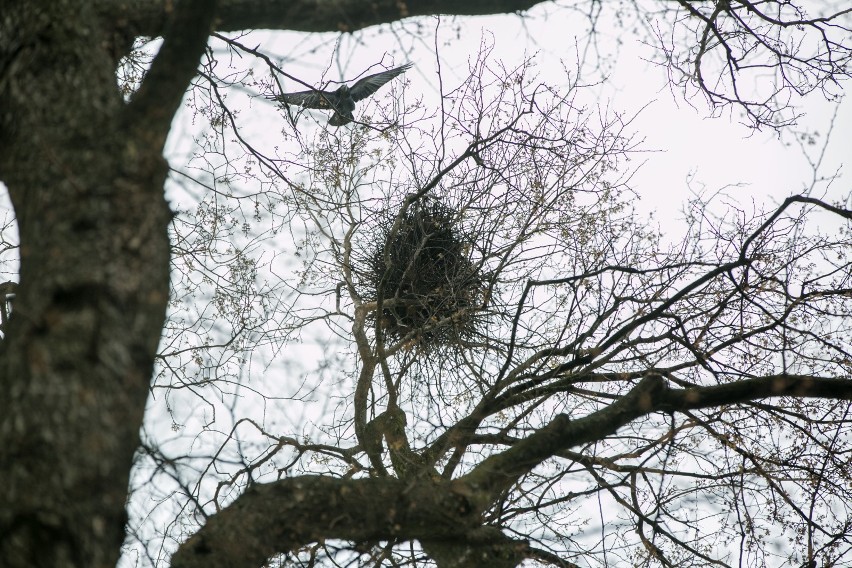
[358,199,485,349]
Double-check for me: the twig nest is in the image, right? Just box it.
[359,199,486,349]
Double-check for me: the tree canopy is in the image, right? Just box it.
[1,1,851,568]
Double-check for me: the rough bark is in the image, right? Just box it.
[171,476,479,568]
[0,1,215,567]
[99,0,548,36]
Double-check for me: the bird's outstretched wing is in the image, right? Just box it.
[349,63,413,103]
[276,90,337,110]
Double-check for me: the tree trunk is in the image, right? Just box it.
[0,2,212,566]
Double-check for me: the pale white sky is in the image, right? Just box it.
[3,3,849,281]
[178,5,850,237]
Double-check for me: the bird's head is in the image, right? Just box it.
[335,84,351,97]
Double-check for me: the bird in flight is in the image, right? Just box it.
[274,62,413,126]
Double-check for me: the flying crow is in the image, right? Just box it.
[275,62,413,126]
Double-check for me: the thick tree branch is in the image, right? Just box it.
[461,374,666,505]
[171,476,478,568]
[0,2,220,567]
[123,0,218,150]
[170,377,664,567]
[463,372,852,507]
[169,369,852,567]
[102,0,547,37]
[659,374,852,412]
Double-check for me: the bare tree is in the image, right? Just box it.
[0,2,850,568]
[155,44,852,567]
[629,0,852,128]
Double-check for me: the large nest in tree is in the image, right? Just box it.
[357,199,487,349]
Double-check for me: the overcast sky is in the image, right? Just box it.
[4,4,848,266]
[172,4,851,239]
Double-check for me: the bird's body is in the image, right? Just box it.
[275,62,413,126]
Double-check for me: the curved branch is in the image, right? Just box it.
[123,0,218,150]
[460,372,852,507]
[462,374,666,506]
[171,476,477,568]
[109,0,547,37]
